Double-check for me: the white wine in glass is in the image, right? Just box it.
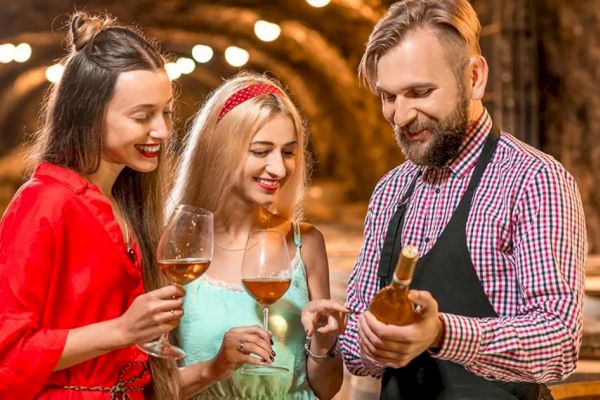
[138,204,213,360]
[241,230,292,375]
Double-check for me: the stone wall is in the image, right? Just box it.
[536,1,600,252]
[0,0,599,253]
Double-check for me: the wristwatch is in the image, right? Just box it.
[304,336,339,363]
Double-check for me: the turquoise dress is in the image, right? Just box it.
[180,224,316,400]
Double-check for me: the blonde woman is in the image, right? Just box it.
[173,72,347,400]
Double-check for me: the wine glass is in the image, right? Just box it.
[138,204,213,360]
[240,230,292,375]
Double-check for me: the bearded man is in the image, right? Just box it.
[339,1,587,399]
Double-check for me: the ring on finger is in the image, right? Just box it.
[170,309,175,316]
[239,341,246,354]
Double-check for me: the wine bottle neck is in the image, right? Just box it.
[391,275,410,290]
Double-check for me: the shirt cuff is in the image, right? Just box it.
[431,313,481,365]
[362,354,385,377]
[340,335,385,377]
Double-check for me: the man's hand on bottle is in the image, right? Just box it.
[358,289,445,368]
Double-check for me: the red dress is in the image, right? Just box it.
[0,162,151,399]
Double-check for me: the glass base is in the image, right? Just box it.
[240,364,289,376]
[137,340,186,360]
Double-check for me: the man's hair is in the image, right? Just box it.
[359,0,481,92]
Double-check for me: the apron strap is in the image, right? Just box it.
[376,124,500,290]
[376,170,420,290]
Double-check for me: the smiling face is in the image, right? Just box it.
[232,113,298,208]
[376,28,471,167]
[101,69,173,175]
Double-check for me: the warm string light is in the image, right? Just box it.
[28,8,330,80]
[175,18,282,72]
[192,44,213,63]
[165,62,181,81]
[176,57,196,74]
[14,43,32,62]
[0,43,32,63]
[45,63,64,83]
[225,46,249,67]
[307,0,331,8]
[254,20,281,42]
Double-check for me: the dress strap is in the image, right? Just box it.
[292,222,302,249]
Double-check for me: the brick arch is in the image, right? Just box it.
[0,0,398,201]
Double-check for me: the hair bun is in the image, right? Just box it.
[69,12,112,51]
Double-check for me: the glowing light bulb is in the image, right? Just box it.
[13,43,32,62]
[254,20,281,42]
[224,46,249,67]
[165,62,181,80]
[0,43,16,63]
[192,44,213,63]
[176,57,195,74]
[307,0,331,8]
[45,63,64,83]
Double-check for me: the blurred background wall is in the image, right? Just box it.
[0,0,598,250]
[3,2,600,398]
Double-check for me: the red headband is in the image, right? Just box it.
[218,83,283,121]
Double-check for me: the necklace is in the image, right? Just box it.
[215,242,246,252]
[112,198,137,264]
[216,212,271,252]
[124,222,137,263]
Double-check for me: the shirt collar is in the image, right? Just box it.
[33,162,95,194]
[422,108,493,179]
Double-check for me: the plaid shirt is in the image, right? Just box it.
[340,109,587,382]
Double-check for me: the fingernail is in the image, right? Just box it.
[270,355,274,362]
[271,350,276,357]
[270,337,274,345]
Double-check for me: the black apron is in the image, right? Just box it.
[376,128,552,400]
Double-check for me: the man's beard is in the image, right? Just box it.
[394,91,470,168]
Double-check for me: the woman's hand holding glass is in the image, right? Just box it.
[116,284,185,347]
[206,325,274,382]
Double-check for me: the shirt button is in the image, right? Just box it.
[424,237,430,243]
[435,188,440,194]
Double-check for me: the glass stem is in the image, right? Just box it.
[158,332,170,349]
[263,306,269,332]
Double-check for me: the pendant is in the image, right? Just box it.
[126,246,137,264]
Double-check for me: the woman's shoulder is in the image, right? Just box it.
[16,163,87,203]
[6,174,75,217]
[267,216,325,257]
[0,176,80,246]
[295,222,327,271]
[296,222,325,246]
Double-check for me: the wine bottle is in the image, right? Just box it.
[369,244,419,325]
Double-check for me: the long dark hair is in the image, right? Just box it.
[28,11,180,399]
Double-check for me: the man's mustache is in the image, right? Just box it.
[395,118,437,135]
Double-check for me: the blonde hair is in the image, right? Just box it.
[359,0,481,92]
[170,71,309,221]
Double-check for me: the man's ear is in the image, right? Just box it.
[467,55,488,101]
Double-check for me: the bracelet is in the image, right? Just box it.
[304,336,339,363]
